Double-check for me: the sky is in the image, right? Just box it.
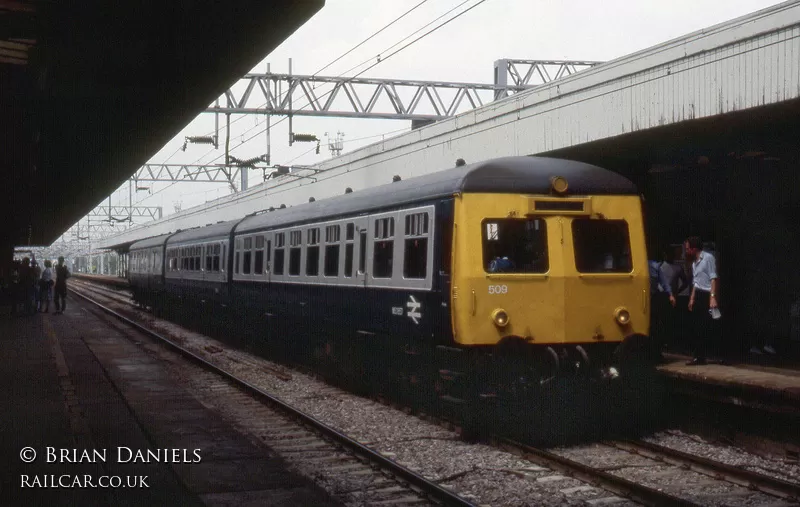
[82,0,783,242]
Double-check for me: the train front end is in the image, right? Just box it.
[450,178,652,383]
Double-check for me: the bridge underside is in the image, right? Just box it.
[1,0,323,251]
[548,99,800,351]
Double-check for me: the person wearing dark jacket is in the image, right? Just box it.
[54,257,70,314]
[19,258,36,316]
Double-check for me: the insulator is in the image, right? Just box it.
[291,133,318,143]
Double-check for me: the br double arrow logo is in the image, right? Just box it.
[406,295,422,325]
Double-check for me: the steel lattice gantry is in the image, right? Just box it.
[87,205,163,220]
[77,59,600,247]
[492,59,603,99]
[132,164,242,184]
[206,59,600,120]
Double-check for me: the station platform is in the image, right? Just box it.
[0,299,339,506]
[656,353,800,415]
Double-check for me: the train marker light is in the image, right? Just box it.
[614,307,631,325]
[491,308,509,328]
[550,175,569,194]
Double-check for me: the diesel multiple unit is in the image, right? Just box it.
[129,156,652,437]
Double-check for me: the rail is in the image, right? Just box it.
[70,286,475,507]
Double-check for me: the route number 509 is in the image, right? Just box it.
[488,285,508,294]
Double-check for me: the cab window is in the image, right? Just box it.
[572,219,631,273]
[482,219,548,273]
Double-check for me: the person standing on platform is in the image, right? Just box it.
[685,236,720,365]
[39,260,54,313]
[19,257,36,316]
[649,257,674,346]
[657,246,688,348]
[54,256,70,314]
[31,260,42,312]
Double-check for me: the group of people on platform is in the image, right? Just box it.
[650,235,775,365]
[3,256,70,316]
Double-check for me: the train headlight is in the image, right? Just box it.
[491,308,509,328]
[550,175,569,194]
[614,307,631,326]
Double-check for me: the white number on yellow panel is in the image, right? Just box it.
[488,285,508,295]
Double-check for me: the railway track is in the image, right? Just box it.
[72,278,800,506]
[604,439,800,502]
[496,436,800,506]
[70,284,475,507]
[70,278,132,305]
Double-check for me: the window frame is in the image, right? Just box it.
[571,218,633,274]
[305,227,321,277]
[233,205,433,290]
[480,217,550,275]
[323,224,341,278]
[366,206,434,290]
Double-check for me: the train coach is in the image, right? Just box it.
[129,156,654,438]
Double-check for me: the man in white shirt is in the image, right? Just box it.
[685,236,719,365]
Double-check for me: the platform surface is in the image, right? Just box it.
[0,298,339,507]
[657,353,800,409]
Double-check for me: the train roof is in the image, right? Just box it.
[166,219,240,246]
[129,233,173,251]
[236,156,637,234]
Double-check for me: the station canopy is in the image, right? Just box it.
[0,0,324,246]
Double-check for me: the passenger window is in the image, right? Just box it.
[344,244,354,277]
[254,236,264,275]
[404,212,429,279]
[206,246,213,271]
[274,233,285,275]
[358,230,367,274]
[234,239,241,274]
[324,225,340,277]
[265,240,271,273]
[242,237,252,275]
[213,244,220,272]
[373,217,394,278]
[306,228,320,276]
[194,246,201,271]
[572,219,631,273]
[289,231,301,276]
[482,219,548,273]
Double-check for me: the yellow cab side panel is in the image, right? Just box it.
[450,193,649,347]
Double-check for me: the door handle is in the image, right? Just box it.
[642,289,647,313]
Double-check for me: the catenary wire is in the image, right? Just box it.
[199,0,492,167]
[338,0,472,77]
[132,0,491,210]
[142,0,477,175]
[147,0,432,171]
[313,0,429,77]
[128,2,448,206]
